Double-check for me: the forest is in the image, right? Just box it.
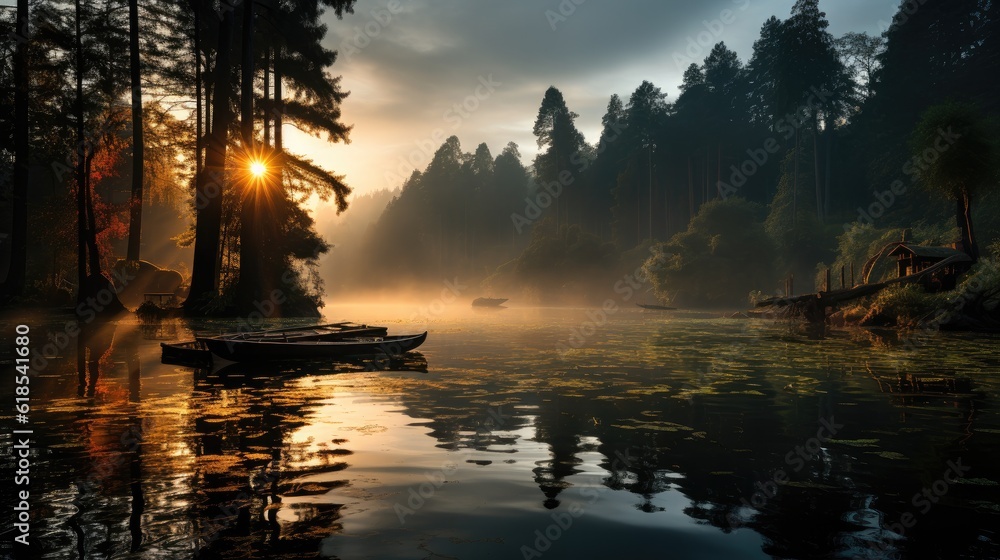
[1,0,358,316]
[2,0,999,320]
[335,0,1000,316]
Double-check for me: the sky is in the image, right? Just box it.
[288,0,902,215]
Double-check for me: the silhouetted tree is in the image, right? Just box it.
[533,87,586,228]
[912,103,997,263]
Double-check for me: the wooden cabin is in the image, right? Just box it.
[887,243,972,291]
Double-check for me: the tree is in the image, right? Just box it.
[584,94,627,238]
[532,87,586,228]
[835,31,884,105]
[238,0,259,308]
[2,0,29,299]
[186,4,233,307]
[680,64,705,93]
[703,42,741,99]
[645,197,777,307]
[911,103,997,263]
[745,16,784,125]
[863,0,992,205]
[612,81,668,247]
[778,0,851,222]
[126,0,143,262]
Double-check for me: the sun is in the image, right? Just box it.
[249,161,267,178]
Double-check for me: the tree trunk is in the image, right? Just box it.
[187,5,234,307]
[813,120,824,223]
[194,0,202,179]
[240,0,253,146]
[239,0,259,308]
[126,0,144,262]
[84,149,101,275]
[792,127,799,230]
[4,0,29,299]
[274,50,282,152]
[960,193,980,263]
[263,47,270,147]
[824,129,833,219]
[75,0,87,302]
[687,157,694,221]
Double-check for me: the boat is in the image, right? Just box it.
[637,303,677,311]
[197,332,428,362]
[207,322,387,341]
[162,323,389,366]
[472,297,508,307]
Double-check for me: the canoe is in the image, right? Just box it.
[637,303,677,311]
[197,332,428,362]
[472,297,508,307]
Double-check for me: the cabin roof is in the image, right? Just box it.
[888,243,970,261]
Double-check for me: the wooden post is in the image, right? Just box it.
[825,268,831,293]
[851,262,855,287]
[789,274,794,297]
[841,266,846,290]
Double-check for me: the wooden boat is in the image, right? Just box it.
[197,332,428,362]
[637,303,676,311]
[163,323,388,366]
[206,322,387,341]
[472,297,508,307]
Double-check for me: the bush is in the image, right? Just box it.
[863,284,946,328]
[488,218,621,303]
[644,198,777,308]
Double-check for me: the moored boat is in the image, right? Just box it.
[637,303,677,311]
[197,332,428,362]
[207,322,388,341]
[163,322,391,366]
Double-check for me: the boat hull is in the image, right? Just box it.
[198,332,428,362]
[161,340,213,367]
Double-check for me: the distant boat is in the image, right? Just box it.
[197,332,428,362]
[637,303,677,311]
[472,297,508,307]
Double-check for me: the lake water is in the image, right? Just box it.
[2,305,1000,559]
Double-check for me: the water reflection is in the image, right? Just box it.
[1,311,999,559]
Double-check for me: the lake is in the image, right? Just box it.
[2,304,999,559]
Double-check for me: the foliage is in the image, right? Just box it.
[834,31,885,103]
[489,219,620,303]
[764,151,832,273]
[645,198,776,307]
[864,284,946,328]
[911,103,997,202]
[352,136,531,290]
[939,257,1000,329]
